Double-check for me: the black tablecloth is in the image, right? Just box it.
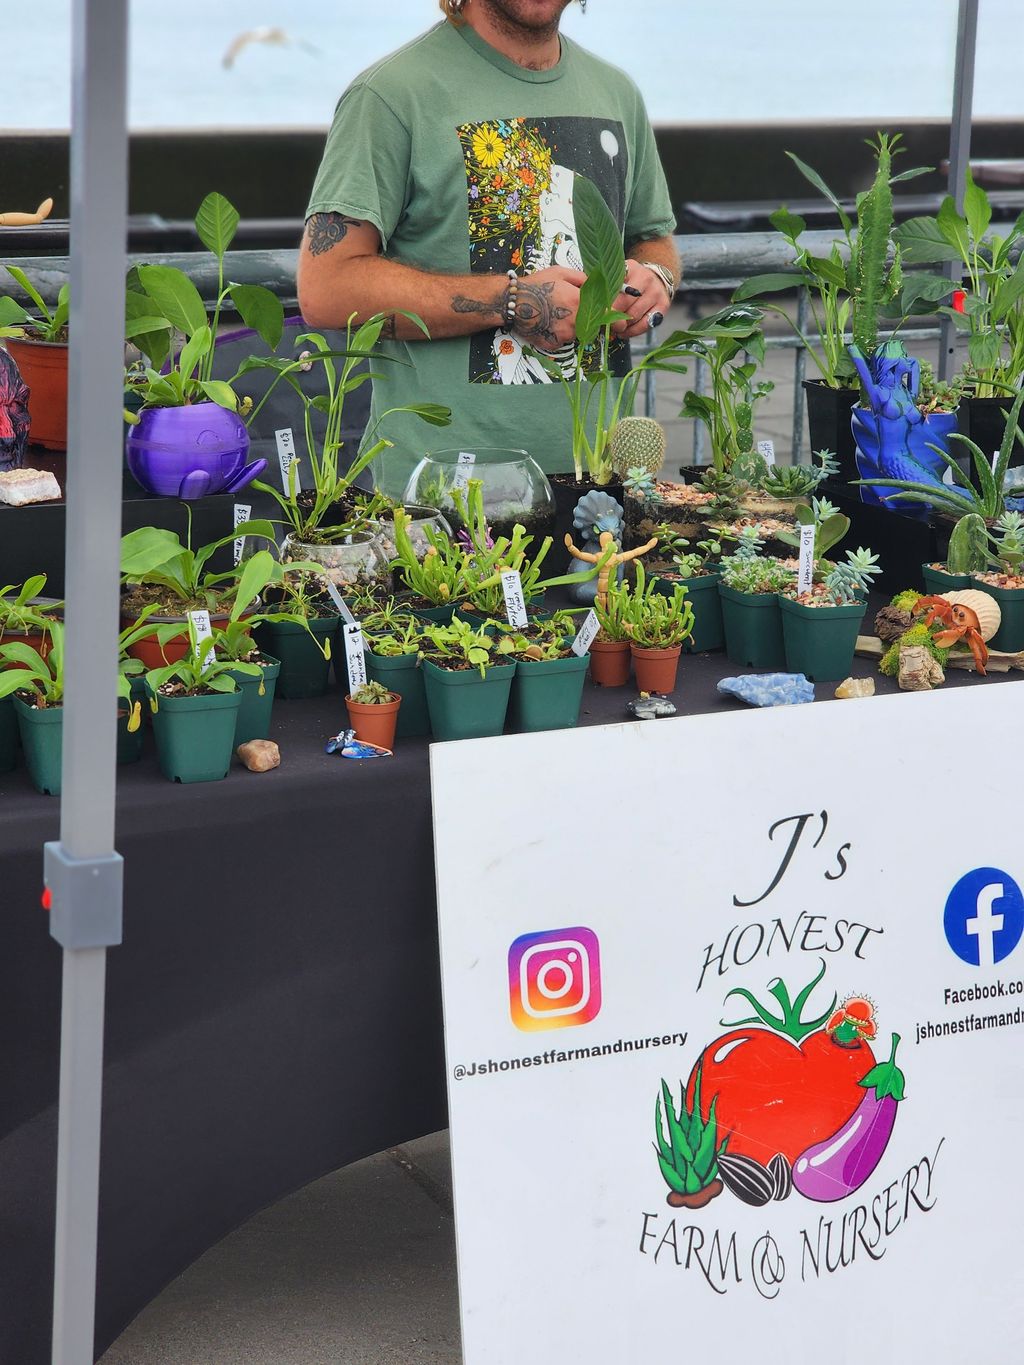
[0,642,1016,1363]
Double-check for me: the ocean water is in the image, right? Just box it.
[4,0,1022,129]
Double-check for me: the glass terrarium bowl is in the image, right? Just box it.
[403,448,555,542]
[282,530,389,591]
[374,504,453,562]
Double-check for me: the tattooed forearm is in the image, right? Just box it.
[452,293,503,320]
[512,281,570,347]
[306,212,365,256]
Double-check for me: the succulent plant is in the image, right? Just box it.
[623,465,657,499]
[990,510,1024,574]
[610,415,666,478]
[761,463,822,499]
[824,547,882,603]
[654,1063,727,1205]
[349,679,396,705]
[946,511,989,575]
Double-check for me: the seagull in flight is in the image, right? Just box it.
[222,26,320,69]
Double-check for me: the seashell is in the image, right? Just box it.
[941,589,1001,642]
[717,1152,774,1206]
[768,1153,793,1201]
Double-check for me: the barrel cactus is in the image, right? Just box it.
[610,416,666,479]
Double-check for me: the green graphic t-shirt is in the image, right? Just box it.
[305,19,675,496]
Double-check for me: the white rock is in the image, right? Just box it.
[0,468,62,505]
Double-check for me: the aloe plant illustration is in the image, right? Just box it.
[654,1062,727,1208]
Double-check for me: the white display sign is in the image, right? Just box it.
[501,570,529,629]
[431,688,1024,1364]
[756,439,776,466]
[342,622,367,693]
[571,609,600,657]
[188,610,214,669]
[275,427,300,489]
[798,522,816,595]
[324,580,357,626]
[233,502,252,566]
[452,450,476,493]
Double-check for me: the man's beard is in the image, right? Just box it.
[477,0,573,41]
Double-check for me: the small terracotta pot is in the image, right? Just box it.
[630,643,682,693]
[0,626,52,666]
[588,639,631,687]
[6,338,69,450]
[345,692,401,750]
[120,608,233,670]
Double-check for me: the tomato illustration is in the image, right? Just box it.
[686,964,876,1166]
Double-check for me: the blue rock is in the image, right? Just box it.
[717,673,815,707]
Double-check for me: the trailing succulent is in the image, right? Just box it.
[821,548,882,604]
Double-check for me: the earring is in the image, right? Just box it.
[580,0,588,10]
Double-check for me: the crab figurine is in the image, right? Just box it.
[913,596,989,675]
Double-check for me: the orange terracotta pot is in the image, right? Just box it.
[345,693,401,750]
[6,338,69,451]
[121,610,232,671]
[630,644,682,694]
[0,626,52,666]
[588,639,631,687]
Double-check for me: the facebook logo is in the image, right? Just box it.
[944,868,1024,968]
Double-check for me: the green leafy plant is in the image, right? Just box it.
[987,510,1024,576]
[677,306,773,472]
[364,616,423,658]
[0,621,65,704]
[654,1064,727,1201]
[760,463,822,499]
[145,615,262,701]
[697,467,743,519]
[855,387,1024,518]
[391,509,474,606]
[0,574,53,640]
[124,192,284,413]
[623,569,694,649]
[916,360,973,415]
[720,552,793,595]
[734,135,928,386]
[350,680,396,705]
[623,466,657,499]
[246,316,450,544]
[119,511,279,613]
[778,497,851,561]
[0,268,69,343]
[418,617,514,678]
[822,547,882,603]
[893,170,1024,396]
[654,525,722,578]
[946,511,989,574]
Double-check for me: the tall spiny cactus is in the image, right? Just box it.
[853,133,898,357]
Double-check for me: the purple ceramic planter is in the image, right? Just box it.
[125,402,267,499]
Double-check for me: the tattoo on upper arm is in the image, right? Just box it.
[380,315,397,340]
[306,212,365,256]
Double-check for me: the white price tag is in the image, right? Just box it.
[233,502,252,566]
[343,622,367,694]
[797,523,816,596]
[188,610,215,669]
[571,609,600,657]
[757,439,776,466]
[451,450,476,493]
[275,427,300,490]
[501,570,529,629]
[324,580,357,626]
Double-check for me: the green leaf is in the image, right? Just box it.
[572,173,625,295]
[900,273,957,311]
[892,216,964,264]
[889,165,932,184]
[178,324,212,382]
[51,284,70,333]
[732,272,800,302]
[769,205,806,241]
[0,297,31,326]
[137,264,208,337]
[575,269,610,348]
[229,283,284,352]
[858,1033,906,1103]
[194,191,240,261]
[785,151,851,233]
[963,168,992,245]
[124,314,173,340]
[197,380,239,410]
[4,265,49,320]
[936,195,971,261]
[968,330,1002,376]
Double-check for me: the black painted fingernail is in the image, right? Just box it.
[649,311,664,327]
[624,285,643,297]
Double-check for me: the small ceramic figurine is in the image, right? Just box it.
[564,529,658,611]
[565,490,624,604]
[0,348,31,472]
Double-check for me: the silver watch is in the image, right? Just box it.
[638,261,677,299]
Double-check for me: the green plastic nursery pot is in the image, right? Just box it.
[228,657,281,745]
[13,697,63,795]
[421,657,516,741]
[921,563,970,594]
[411,603,458,626]
[116,704,143,765]
[719,584,786,670]
[971,578,1024,652]
[0,696,18,774]
[149,687,243,784]
[779,597,866,683]
[654,571,724,652]
[366,649,430,738]
[508,653,590,733]
[631,644,683,693]
[257,615,337,699]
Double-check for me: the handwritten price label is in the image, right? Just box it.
[757,439,776,467]
[275,428,300,490]
[501,570,529,629]
[452,450,476,493]
[571,609,600,657]
[797,523,816,596]
[188,610,215,669]
[233,502,252,565]
[343,622,367,694]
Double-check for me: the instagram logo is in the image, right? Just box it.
[508,927,601,1032]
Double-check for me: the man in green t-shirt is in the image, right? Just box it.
[299,0,679,495]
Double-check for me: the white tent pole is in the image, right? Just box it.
[938,0,979,381]
[49,1,130,1361]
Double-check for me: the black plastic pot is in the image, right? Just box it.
[550,475,624,561]
[963,396,1024,470]
[826,489,946,596]
[804,380,859,486]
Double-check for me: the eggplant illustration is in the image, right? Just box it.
[792,1033,906,1203]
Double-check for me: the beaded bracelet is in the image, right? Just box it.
[503,269,519,329]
